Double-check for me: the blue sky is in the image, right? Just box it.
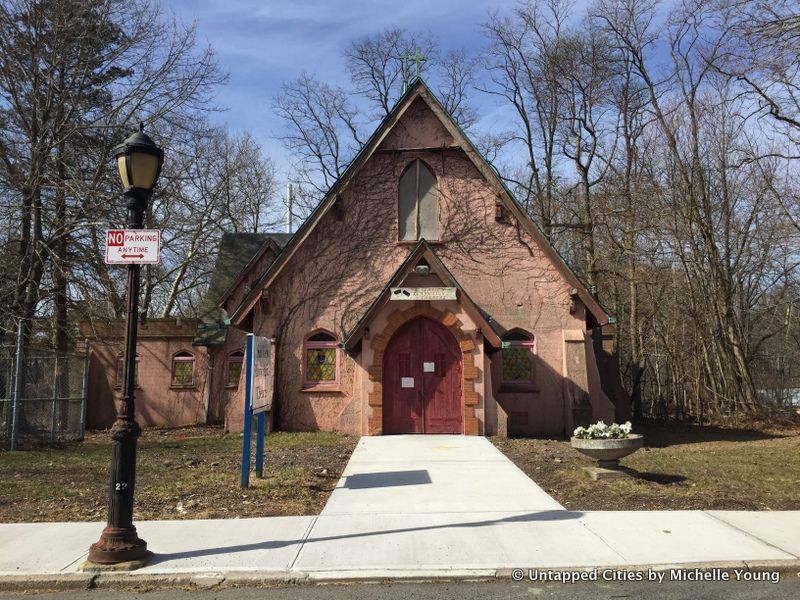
[167,0,524,175]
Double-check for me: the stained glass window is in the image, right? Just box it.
[171,351,195,387]
[306,348,336,381]
[304,331,338,385]
[501,332,535,383]
[226,351,244,387]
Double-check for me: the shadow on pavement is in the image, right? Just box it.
[147,509,582,565]
[635,420,785,447]
[344,470,432,489]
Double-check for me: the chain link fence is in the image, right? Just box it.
[0,346,88,449]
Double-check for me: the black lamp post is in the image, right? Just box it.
[88,124,163,565]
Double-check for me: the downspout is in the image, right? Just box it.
[203,351,213,424]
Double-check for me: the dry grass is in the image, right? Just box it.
[493,420,800,511]
[0,426,356,523]
[5,420,798,522]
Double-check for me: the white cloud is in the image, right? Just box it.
[165,0,526,185]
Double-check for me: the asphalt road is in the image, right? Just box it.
[1,577,799,600]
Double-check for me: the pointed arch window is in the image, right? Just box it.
[303,331,339,386]
[398,159,439,241]
[501,330,535,383]
[171,351,195,387]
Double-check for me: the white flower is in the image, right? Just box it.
[573,420,633,439]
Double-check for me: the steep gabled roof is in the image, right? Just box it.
[194,232,292,346]
[341,240,503,351]
[202,232,291,315]
[214,232,292,309]
[230,78,608,327]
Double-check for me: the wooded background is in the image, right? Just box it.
[1,0,797,424]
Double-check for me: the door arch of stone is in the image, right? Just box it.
[382,316,462,434]
[367,304,480,436]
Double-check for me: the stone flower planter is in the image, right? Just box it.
[570,434,644,469]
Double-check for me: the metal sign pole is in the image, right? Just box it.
[240,334,254,489]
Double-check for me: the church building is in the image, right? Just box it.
[208,78,622,437]
[84,79,625,437]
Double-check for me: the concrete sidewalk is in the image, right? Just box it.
[1,435,799,586]
[318,435,564,515]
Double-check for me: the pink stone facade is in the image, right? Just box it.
[225,90,617,436]
[81,319,209,429]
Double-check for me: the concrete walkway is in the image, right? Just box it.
[292,436,799,575]
[1,435,799,586]
[319,435,564,515]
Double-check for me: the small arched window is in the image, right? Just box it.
[501,330,535,383]
[398,159,438,241]
[226,350,244,388]
[171,351,195,387]
[303,331,338,386]
[115,353,140,387]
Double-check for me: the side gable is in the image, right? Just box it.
[194,232,291,346]
[216,232,291,310]
[202,233,270,316]
[230,79,608,328]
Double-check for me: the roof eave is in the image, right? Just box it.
[216,238,282,309]
[413,85,611,326]
[230,80,429,327]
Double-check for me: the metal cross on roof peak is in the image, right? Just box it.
[401,48,428,93]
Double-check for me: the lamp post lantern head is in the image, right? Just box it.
[114,123,164,194]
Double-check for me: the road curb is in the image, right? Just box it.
[1,561,798,592]
[0,573,97,593]
[302,569,498,583]
[496,560,800,579]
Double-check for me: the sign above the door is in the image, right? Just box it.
[390,287,457,301]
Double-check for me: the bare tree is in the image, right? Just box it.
[149,126,282,318]
[592,0,799,420]
[714,0,800,145]
[273,73,364,204]
[345,26,477,128]
[555,25,618,288]
[482,0,572,239]
[345,26,436,118]
[277,27,479,215]
[0,0,223,352]
[436,48,480,130]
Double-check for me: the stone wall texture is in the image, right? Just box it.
[225,96,613,436]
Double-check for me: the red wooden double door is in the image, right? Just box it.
[382,317,463,434]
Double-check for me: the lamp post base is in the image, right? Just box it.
[81,552,152,572]
[87,526,148,564]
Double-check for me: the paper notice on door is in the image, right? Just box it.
[423,362,435,372]
[401,377,414,388]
